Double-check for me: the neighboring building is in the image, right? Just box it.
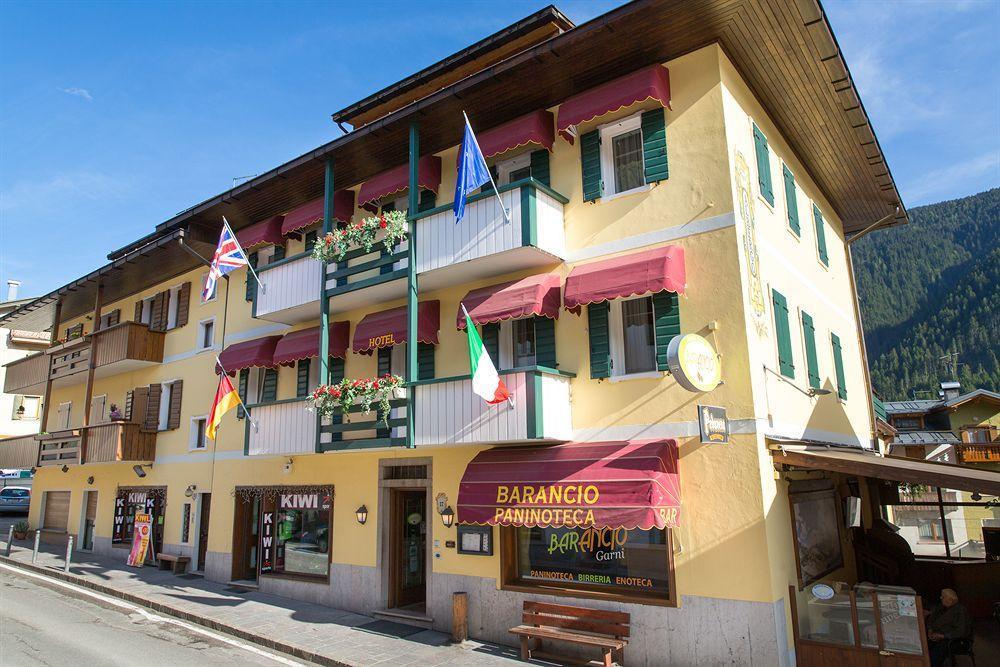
[2,3,995,665]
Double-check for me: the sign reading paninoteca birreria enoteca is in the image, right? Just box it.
[698,405,729,444]
[667,333,722,392]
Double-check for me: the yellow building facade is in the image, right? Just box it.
[2,4,925,665]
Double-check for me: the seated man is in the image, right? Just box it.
[926,588,972,667]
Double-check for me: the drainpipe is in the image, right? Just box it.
[845,208,898,452]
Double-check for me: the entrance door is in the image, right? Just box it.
[231,495,260,581]
[197,494,211,572]
[81,491,98,550]
[390,488,426,609]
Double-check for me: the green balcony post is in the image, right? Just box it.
[320,157,334,383]
[406,122,419,449]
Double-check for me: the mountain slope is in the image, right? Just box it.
[853,188,1000,397]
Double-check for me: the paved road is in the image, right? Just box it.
[0,568,309,666]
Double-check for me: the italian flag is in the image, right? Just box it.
[463,306,511,405]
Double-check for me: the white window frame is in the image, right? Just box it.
[189,415,208,451]
[498,318,536,370]
[56,401,72,430]
[497,153,531,186]
[158,382,173,431]
[256,245,277,268]
[12,395,41,421]
[248,367,264,404]
[599,113,649,200]
[139,296,155,325]
[608,295,660,381]
[166,284,183,329]
[308,357,320,391]
[196,317,216,352]
[90,394,107,424]
[200,272,216,303]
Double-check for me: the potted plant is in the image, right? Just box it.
[309,374,405,427]
[12,520,30,540]
[311,210,407,264]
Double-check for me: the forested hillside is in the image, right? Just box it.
[853,188,999,399]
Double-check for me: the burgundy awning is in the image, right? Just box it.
[357,155,442,209]
[281,191,355,236]
[564,245,685,313]
[457,440,681,530]
[236,216,284,251]
[217,335,282,375]
[352,300,440,354]
[476,110,555,159]
[457,274,561,329]
[272,323,350,366]
[557,65,671,143]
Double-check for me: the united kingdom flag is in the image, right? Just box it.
[202,218,250,302]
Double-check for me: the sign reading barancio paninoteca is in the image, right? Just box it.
[127,513,152,567]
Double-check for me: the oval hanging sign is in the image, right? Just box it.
[666,334,721,392]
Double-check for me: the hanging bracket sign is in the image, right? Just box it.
[667,333,722,392]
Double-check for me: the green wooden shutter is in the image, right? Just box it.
[587,302,611,379]
[831,333,847,400]
[580,129,602,202]
[304,229,317,251]
[652,291,681,371]
[376,348,392,438]
[783,165,800,235]
[296,358,311,398]
[481,323,500,369]
[753,123,773,206]
[534,316,556,369]
[771,290,795,378]
[529,149,550,187]
[641,109,668,184]
[271,244,285,262]
[245,252,258,301]
[418,342,435,380]
[329,356,344,441]
[236,369,250,419]
[801,311,820,390]
[261,368,278,402]
[813,204,829,266]
[418,189,436,212]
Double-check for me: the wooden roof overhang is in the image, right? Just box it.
[0,226,218,332]
[104,0,905,264]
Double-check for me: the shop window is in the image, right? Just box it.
[503,525,674,604]
[256,489,332,579]
[112,489,164,553]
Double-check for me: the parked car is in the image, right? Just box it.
[0,486,31,515]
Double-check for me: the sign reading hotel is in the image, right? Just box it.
[127,513,151,567]
[369,333,396,349]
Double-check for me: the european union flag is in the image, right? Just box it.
[454,115,493,223]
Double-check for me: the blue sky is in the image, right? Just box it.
[1,0,997,299]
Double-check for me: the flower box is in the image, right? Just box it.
[311,210,407,264]
[309,374,405,428]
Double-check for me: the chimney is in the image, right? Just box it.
[939,381,961,401]
[5,280,19,302]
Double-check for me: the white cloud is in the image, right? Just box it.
[903,152,1000,204]
[59,87,93,101]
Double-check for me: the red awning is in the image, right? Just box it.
[357,155,442,209]
[457,273,561,330]
[217,335,282,375]
[236,216,284,251]
[352,300,440,354]
[281,191,356,236]
[272,323,350,366]
[557,65,671,143]
[476,110,555,159]
[457,440,681,530]
[563,245,685,314]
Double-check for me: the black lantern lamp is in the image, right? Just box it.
[440,506,455,528]
[355,505,368,525]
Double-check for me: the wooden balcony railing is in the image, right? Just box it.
[37,431,81,466]
[48,337,90,383]
[956,444,1000,464]
[0,435,41,469]
[90,321,164,368]
[82,421,157,463]
[2,352,49,394]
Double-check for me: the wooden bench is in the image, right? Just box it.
[157,554,190,575]
[509,601,630,666]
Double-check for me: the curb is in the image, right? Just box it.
[0,553,354,667]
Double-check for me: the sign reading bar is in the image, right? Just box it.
[698,405,729,444]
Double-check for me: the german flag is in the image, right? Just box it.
[207,373,241,440]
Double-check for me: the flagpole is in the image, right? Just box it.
[223,216,265,294]
[462,111,511,225]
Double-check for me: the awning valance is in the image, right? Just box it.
[457,273,561,330]
[771,444,1000,496]
[352,300,440,355]
[557,65,671,143]
[564,245,685,313]
[236,216,285,251]
[281,191,355,236]
[358,155,442,209]
[217,335,283,375]
[272,323,350,366]
[458,440,681,530]
[476,110,555,159]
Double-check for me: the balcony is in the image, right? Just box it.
[244,366,573,457]
[253,252,323,324]
[2,352,49,395]
[957,444,1000,464]
[36,422,157,466]
[47,322,165,388]
[0,435,40,469]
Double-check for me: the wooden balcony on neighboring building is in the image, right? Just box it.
[957,444,1000,464]
[2,352,49,395]
[0,435,41,469]
[36,421,157,466]
[47,321,165,388]
[37,431,81,467]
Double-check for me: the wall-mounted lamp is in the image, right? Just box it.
[355,505,368,525]
[87,476,94,485]
[971,491,983,502]
[185,484,197,498]
[132,464,151,479]
[807,388,833,397]
[440,506,455,528]
[60,465,69,473]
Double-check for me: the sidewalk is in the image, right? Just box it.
[0,540,534,667]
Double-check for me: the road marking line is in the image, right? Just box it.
[0,562,305,666]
